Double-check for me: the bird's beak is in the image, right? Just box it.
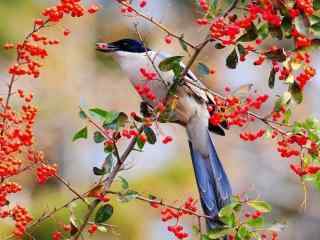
[96,42,118,53]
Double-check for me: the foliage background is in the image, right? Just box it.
[0,0,320,239]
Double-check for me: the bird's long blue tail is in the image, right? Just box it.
[188,131,232,229]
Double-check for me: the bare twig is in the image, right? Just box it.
[222,0,239,17]
[54,174,90,207]
[115,0,196,49]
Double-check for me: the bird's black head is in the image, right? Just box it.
[96,38,151,53]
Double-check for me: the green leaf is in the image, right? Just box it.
[264,48,286,62]
[283,109,292,124]
[159,56,184,72]
[89,108,109,119]
[79,109,87,119]
[104,112,121,124]
[179,36,189,53]
[237,44,246,56]
[247,217,265,227]
[93,166,106,176]
[314,0,320,10]
[103,112,128,130]
[144,127,157,144]
[136,136,145,149]
[219,205,234,218]
[268,68,276,89]
[219,202,241,218]
[72,127,88,141]
[197,62,210,75]
[94,131,105,143]
[90,108,121,125]
[289,82,303,104]
[257,24,269,39]
[220,212,236,227]
[119,176,129,190]
[281,16,292,38]
[208,227,234,239]
[210,0,218,15]
[115,112,128,127]
[238,24,258,42]
[95,204,113,223]
[226,48,238,69]
[215,43,226,49]
[309,15,320,25]
[311,22,320,32]
[247,200,272,213]
[237,226,251,239]
[201,234,211,240]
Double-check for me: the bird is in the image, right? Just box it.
[96,38,232,229]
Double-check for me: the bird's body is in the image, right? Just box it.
[113,50,210,155]
[96,39,232,229]
[113,50,171,104]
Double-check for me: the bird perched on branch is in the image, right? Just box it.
[96,38,232,229]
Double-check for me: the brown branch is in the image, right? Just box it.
[71,126,144,240]
[183,79,289,136]
[4,194,83,240]
[114,0,196,49]
[222,0,239,17]
[106,190,212,219]
[1,19,50,136]
[54,174,90,207]
[134,23,169,88]
[180,38,210,81]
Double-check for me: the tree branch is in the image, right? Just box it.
[114,0,196,48]
[71,126,144,240]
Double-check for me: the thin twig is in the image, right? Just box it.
[106,190,212,219]
[54,174,90,207]
[1,19,50,136]
[115,0,196,49]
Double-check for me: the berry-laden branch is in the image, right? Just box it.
[112,0,320,193]
[71,111,144,239]
[115,0,196,48]
[3,0,320,240]
[1,0,100,238]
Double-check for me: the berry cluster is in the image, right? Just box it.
[140,68,157,81]
[0,182,22,207]
[240,129,266,141]
[36,164,58,184]
[156,197,197,239]
[162,136,173,144]
[1,1,99,237]
[52,231,62,240]
[88,223,98,234]
[134,84,157,101]
[209,93,269,128]
[11,205,33,237]
[296,0,314,16]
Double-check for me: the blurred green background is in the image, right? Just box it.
[1,0,320,239]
